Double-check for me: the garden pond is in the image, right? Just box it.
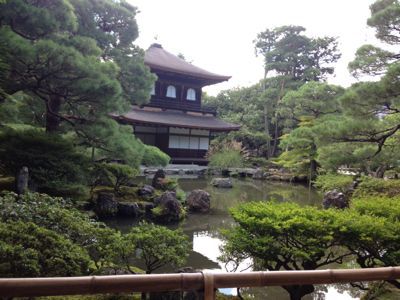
[107,178,360,300]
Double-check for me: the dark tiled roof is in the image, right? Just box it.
[144,44,231,85]
[117,107,240,131]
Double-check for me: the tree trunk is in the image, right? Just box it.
[284,284,315,300]
[374,165,387,178]
[270,78,286,158]
[45,95,62,132]
[271,117,279,157]
[264,104,271,158]
[262,70,272,159]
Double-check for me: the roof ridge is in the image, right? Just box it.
[144,44,231,85]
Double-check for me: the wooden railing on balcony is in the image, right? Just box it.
[1,267,399,299]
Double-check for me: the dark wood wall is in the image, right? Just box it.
[150,74,202,111]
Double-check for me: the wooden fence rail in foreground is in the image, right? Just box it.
[0,267,399,299]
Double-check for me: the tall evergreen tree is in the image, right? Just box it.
[0,0,160,168]
[253,26,341,157]
[318,0,400,177]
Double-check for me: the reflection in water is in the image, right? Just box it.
[110,178,357,299]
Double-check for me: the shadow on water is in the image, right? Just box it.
[108,178,358,299]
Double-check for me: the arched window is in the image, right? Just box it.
[186,88,196,101]
[166,85,176,98]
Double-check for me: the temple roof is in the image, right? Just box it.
[116,106,240,132]
[144,44,231,85]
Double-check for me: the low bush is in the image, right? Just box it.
[313,173,355,192]
[209,150,244,169]
[0,191,121,274]
[0,221,90,277]
[245,156,270,168]
[352,196,400,221]
[141,145,170,167]
[353,177,400,198]
[207,139,247,169]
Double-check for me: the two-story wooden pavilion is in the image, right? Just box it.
[116,43,240,164]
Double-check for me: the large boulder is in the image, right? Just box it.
[118,202,141,218]
[186,189,211,213]
[211,178,233,188]
[152,169,166,189]
[95,192,118,218]
[137,184,155,198]
[152,191,183,224]
[323,189,349,209]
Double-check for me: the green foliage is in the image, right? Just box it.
[220,201,348,299]
[335,198,400,270]
[209,150,244,169]
[93,163,137,192]
[0,191,121,273]
[208,140,246,169]
[322,0,400,178]
[123,222,190,274]
[274,82,343,179]
[0,128,90,195]
[255,25,341,81]
[353,177,400,198]
[352,196,400,221]
[0,221,90,277]
[0,0,154,170]
[314,174,355,193]
[221,198,400,298]
[157,177,179,191]
[245,156,270,167]
[274,126,316,178]
[141,144,170,167]
[175,188,186,203]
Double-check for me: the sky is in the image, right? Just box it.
[129,0,377,95]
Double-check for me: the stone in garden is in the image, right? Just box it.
[211,177,233,188]
[322,189,349,209]
[152,169,166,189]
[186,189,211,213]
[252,168,265,180]
[118,202,140,218]
[153,191,182,223]
[137,184,155,198]
[16,166,29,195]
[95,192,118,217]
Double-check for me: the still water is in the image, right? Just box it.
[110,178,360,300]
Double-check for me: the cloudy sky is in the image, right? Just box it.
[129,0,377,95]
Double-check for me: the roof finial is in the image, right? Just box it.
[150,35,162,49]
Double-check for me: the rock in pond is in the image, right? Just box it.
[186,189,211,213]
[152,169,166,189]
[252,168,266,180]
[323,189,349,209]
[118,202,141,218]
[137,184,155,198]
[95,192,118,218]
[152,191,183,223]
[211,177,233,188]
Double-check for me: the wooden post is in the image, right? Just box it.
[202,270,215,300]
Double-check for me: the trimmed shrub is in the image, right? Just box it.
[141,145,170,167]
[314,173,355,192]
[353,177,400,198]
